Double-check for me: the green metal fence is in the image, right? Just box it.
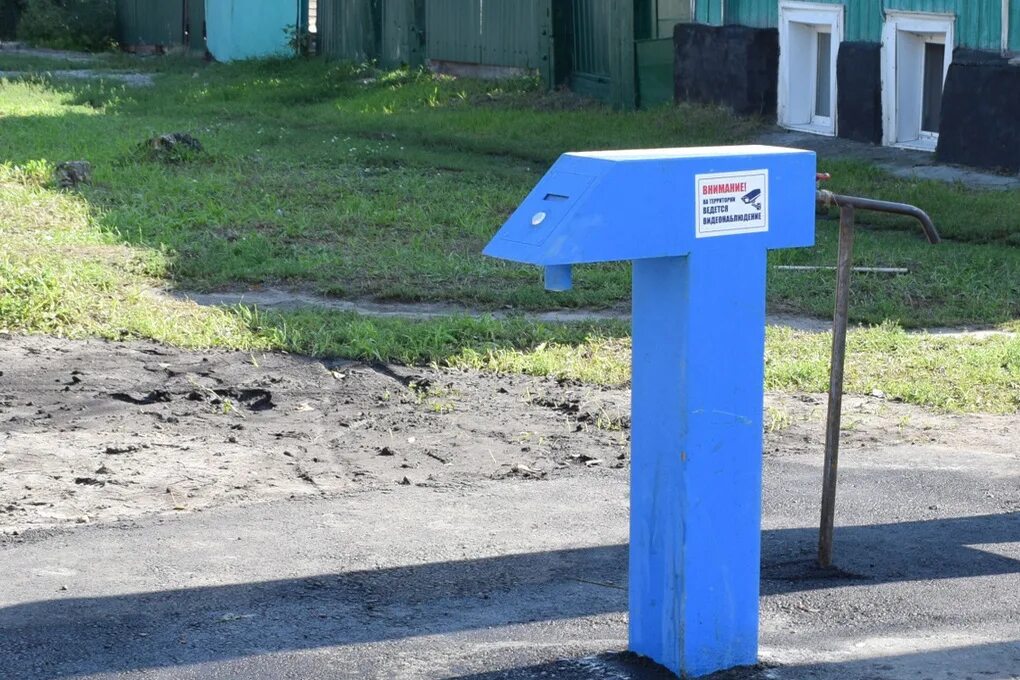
[425,0,479,63]
[379,0,425,68]
[186,0,205,52]
[116,0,185,47]
[317,0,424,67]
[425,0,553,79]
[316,0,683,109]
[318,0,375,61]
[566,0,613,98]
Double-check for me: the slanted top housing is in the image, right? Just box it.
[484,145,816,266]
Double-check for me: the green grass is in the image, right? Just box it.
[0,56,1018,414]
[0,58,1014,326]
[0,164,271,348]
[1,164,1016,413]
[822,158,1020,245]
[769,215,1018,327]
[190,309,1020,414]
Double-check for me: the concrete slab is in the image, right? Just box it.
[1,432,1017,679]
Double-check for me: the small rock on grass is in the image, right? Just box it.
[55,161,92,188]
[140,133,203,163]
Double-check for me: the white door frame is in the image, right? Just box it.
[778,1,844,137]
[881,10,955,150]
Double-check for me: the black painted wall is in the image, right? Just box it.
[674,23,778,116]
[836,42,882,145]
[937,52,1020,173]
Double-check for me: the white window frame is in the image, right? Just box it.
[881,11,955,151]
[778,1,844,137]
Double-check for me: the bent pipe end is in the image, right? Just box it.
[816,190,941,244]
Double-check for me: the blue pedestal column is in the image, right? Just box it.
[629,243,767,677]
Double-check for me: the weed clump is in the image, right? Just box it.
[139,133,203,164]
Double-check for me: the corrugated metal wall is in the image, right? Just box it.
[698,0,1006,50]
[566,0,639,108]
[426,0,550,71]
[117,0,185,46]
[480,0,548,67]
[850,0,888,41]
[694,0,724,25]
[570,0,612,80]
[885,0,1001,49]
[186,0,205,51]
[723,0,778,30]
[426,0,481,63]
[379,0,425,67]
[318,0,377,62]
[318,0,547,71]
[315,0,646,107]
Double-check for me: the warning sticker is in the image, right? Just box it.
[695,169,769,238]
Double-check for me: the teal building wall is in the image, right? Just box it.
[696,0,1007,50]
[1011,0,1020,50]
[206,0,299,61]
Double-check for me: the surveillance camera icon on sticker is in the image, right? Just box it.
[741,189,762,211]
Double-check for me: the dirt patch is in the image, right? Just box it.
[164,287,633,323]
[165,288,1017,337]
[0,335,629,533]
[1,334,1016,535]
[0,69,154,86]
[0,43,94,63]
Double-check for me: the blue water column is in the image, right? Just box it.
[484,146,816,677]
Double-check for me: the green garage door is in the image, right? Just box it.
[116,0,185,47]
[567,0,614,101]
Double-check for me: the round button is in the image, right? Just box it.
[531,211,547,227]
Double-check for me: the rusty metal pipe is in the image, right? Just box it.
[812,190,939,568]
[818,204,855,568]
[817,189,941,244]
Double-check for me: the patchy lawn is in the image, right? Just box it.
[0,55,1017,413]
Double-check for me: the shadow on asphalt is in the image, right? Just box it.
[2,513,1017,678]
[762,512,1020,592]
[447,641,1020,679]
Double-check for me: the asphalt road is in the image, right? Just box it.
[2,426,1018,679]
